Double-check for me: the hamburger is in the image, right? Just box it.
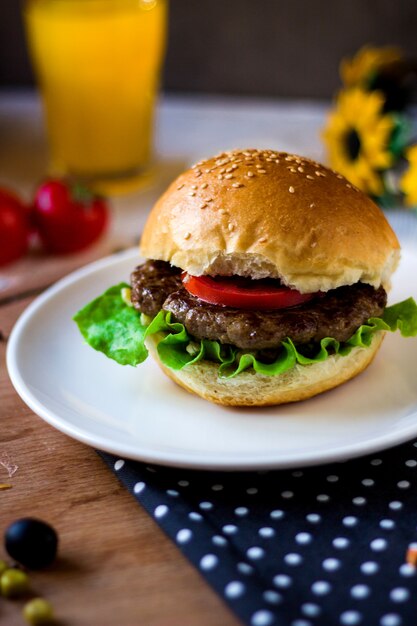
[74,149,417,406]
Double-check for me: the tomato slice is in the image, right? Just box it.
[182,273,316,310]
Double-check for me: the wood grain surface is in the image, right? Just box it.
[0,96,238,626]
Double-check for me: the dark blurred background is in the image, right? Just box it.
[1,0,417,98]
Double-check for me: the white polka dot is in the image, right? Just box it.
[133,482,145,494]
[370,538,387,551]
[399,563,416,577]
[263,590,282,605]
[235,507,249,517]
[317,494,330,502]
[306,513,321,524]
[114,459,125,471]
[352,497,366,506]
[247,546,265,560]
[237,562,254,575]
[273,574,292,588]
[225,581,245,599]
[327,475,339,482]
[284,553,303,566]
[167,489,179,497]
[389,501,403,511]
[200,554,218,570]
[259,527,275,538]
[270,509,284,519]
[178,480,189,487]
[343,516,358,527]
[247,487,258,495]
[397,481,410,489]
[340,610,362,625]
[360,561,379,575]
[351,584,370,599]
[405,459,417,467]
[380,614,402,626]
[176,529,192,544]
[223,524,238,535]
[362,479,374,487]
[323,558,341,571]
[380,519,395,529]
[212,535,228,546]
[333,537,350,549]
[154,505,168,518]
[199,501,213,510]
[302,603,321,617]
[189,512,203,522]
[390,587,410,602]
[212,484,223,491]
[371,458,383,465]
[296,532,312,545]
[251,610,274,626]
[311,581,331,595]
[282,490,294,499]
[292,470,304,478]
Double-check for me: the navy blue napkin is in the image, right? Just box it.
[99,438,417,626]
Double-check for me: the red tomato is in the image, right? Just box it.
[0,188,30,266]
[32,180,109,254]
[182,273,316,310]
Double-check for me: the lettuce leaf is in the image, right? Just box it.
[73,286,417,378]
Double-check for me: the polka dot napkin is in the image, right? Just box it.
[99,438,417,626]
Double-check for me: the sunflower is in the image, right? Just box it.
[340,45,403,88]
[322,88,394,196]
[400,145,417,206]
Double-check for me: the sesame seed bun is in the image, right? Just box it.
[140,149,400,293]
[146,331,385,407]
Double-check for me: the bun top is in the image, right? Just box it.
[140,149,400,293]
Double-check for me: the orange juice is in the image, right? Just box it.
[24,0,167,190]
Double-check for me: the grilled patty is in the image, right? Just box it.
[131,261,387,350]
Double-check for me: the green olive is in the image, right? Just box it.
[0,568,29,597]
[0,559,8,576]
[23,598,54,625]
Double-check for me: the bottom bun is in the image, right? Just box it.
[146,332,385,407]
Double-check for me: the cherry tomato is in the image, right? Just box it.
[0,188,30,266]
[182,273,316,310]
[32,180,109,254]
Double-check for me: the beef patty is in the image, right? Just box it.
[131,261,387,350]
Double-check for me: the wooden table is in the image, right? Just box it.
[0,92,327,625]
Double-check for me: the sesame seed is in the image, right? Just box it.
[298,167,304,172]
[346,183,352,188]
[226,167,233,173]
[289,186,295,193]
[218,175,223,180]
[195,171,202,177]
[275,160,280,164]
[225,174,234,179]
[256,164,263,169]
[232,182,243,188]
[228,223,235,232]
[189,191,196,197]
[310,202,315,208]
[259,237,267,243]
[191,184,198,190]
[206,197,213,202]
[289,168,297,173]
[201,182,208,189]
[219,209,227,215]
[306,175,315,180]
[184,232,191,240]
[200,203,208,209]
[315,171,326,177]
[177,184,184,190]
[337,174,343,179]
[258,169,267,174]
[247,172,255,177]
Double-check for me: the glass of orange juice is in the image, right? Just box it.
[24,0,167,193]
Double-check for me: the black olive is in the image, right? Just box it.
[4,518,58,570]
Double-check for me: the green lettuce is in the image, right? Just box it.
[73,285,417,378]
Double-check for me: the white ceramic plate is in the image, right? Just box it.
[7,222,417,470]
